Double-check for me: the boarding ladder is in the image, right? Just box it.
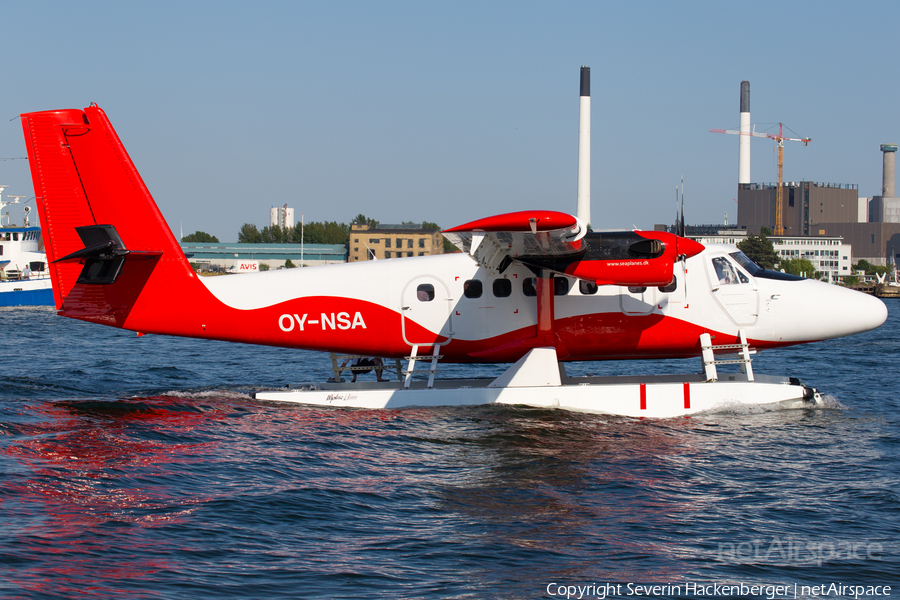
[403,344,442,390]
[699,330,755,382]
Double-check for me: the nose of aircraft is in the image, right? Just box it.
[780,280,888,341]
[863,291,889,331]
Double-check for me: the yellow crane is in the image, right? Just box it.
[711,123,811,235]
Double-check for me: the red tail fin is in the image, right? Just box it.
[21,105,195,324]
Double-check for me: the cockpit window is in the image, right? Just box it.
[712,257,740,285]
[729,251,762,276]
[729,250,805,281]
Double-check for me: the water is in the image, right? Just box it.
[1,304,898,599]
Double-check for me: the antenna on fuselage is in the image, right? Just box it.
[675,177,685,237]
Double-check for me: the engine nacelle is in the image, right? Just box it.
[519,231,704,287]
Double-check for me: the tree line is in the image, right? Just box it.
[237,214,385,245]
[235,215,448,246]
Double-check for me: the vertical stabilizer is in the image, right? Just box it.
[21,105,197,323]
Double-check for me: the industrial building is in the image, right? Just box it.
[349,223,444,261]
[737,182,861,237]
[727,81,900,266]
[735,173,900,266]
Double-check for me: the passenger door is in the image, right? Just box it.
[400,275,454,346]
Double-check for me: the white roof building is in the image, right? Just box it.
[690,230,852,280]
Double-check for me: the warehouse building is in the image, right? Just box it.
[181,242,347,270]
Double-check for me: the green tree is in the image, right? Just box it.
[182,231,219,243]
[737,231,779,269]
[781,258,817,278]
[351,214,378,228]
[421,221,441,230]
[299,220,349,244]
[284,259,296,269]
[853,259,891,277]
[238,223,263,243]
[259,263,270,271]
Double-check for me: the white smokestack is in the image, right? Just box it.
[739,81,750,185]
[577,66,591,227]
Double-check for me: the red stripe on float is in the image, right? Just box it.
[683,382,691,409]
[640,383,647,410]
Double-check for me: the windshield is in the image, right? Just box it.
[729,250,805,281]
[729,251,762,275]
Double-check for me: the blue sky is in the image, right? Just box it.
[2,1,898,241]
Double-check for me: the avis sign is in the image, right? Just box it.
[279,312,367,332]
[231,261,259,273]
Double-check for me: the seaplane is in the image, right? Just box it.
[19,71,887,417]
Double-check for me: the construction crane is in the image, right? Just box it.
[710,123,810,236]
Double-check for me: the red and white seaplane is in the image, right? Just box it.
[19,81,887,417]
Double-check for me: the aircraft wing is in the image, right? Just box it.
[443,210,704,287]
[443,210,587,259]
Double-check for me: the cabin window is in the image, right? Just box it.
[463,279,483,298]
[417,284,435,302]
[523,277,537,297]
[0,245,3,256]
[659,277,677,293]
[29,261,45,272]
[579,280,598,295]
[712,257,739,285]
[554,277,569,296]
[493,279,511,297]
[12,233,18,241]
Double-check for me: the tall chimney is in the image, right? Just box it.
[739,81,750,185]
[577,66,591,227]
[881,143,897,198]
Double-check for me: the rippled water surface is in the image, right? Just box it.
[1,304,898,599]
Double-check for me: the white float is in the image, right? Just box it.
[253,332,822,418]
